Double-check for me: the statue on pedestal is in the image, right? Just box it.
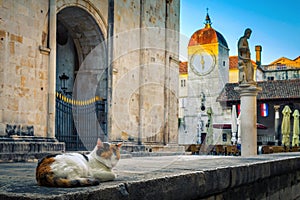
[238,28,255,85]
[234,28,262,156]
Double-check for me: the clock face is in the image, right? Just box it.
[190,51,216,76]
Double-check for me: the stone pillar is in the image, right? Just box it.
[106,0,114,142]
[274,105,280,145]
[47,0,56,138]
[235,85,262,156]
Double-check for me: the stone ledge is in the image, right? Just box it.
[1,154,300,199]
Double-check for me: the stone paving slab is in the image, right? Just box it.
[1,153,300,199]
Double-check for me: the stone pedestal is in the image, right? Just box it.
[235,84,262,156]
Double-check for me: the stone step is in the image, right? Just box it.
[0,137,65,162]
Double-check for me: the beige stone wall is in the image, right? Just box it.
[0,0,50,136]
[0,0,109,137]
[0,0,179,145]
[111,0,179,143]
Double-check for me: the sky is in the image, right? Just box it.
[179,0,300,64]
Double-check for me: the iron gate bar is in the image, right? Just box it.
[55,92,106,151]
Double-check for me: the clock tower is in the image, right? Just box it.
[182,12,229,145]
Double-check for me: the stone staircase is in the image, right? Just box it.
[0,136,65,162]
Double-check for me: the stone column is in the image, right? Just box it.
[47,0,56,138]
[235,85,262,156]
[274,105,280,145]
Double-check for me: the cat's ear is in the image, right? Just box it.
[116,142,122,148]
[97,138,103,148]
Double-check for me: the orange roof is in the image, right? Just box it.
[268,56,300,67]
[179,61,188,75]
[229,56,256,69]
[188,13,228,48]
[188,27,228,48]
[293,56,300,62]
[269,57,292,65]
[229,56,238,70]
[189,28,217,46]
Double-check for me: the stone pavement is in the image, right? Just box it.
[1,153,300,199]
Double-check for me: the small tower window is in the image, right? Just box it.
[223,61,225,66]
[222,133,227,142]
[181,79,186,87]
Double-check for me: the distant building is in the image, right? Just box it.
[179,61,188,121]
[180,13,300,146]
[179,13,229,145]
[258,57,300,81]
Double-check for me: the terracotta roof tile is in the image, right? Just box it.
[217,79,300,102]
[229,56,256,70]
[229,56,238,69]
[179,61,188,74]
[188,27,228,48]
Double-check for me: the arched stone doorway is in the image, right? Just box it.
[55,6,108,150]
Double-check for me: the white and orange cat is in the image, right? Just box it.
[36,138,122,187]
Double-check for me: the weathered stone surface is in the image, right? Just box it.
[1,153,300,199]
[1,0,180,146]
[0,137,65,162]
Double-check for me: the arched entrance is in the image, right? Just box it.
[55,6,108,151]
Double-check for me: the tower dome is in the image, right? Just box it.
[188,13,228,48]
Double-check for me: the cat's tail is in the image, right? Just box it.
[37,174,100,187]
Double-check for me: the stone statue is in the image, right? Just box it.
[238,28,255,84]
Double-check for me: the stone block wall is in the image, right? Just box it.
[0,0,180,146]
[111,0,179,144]
[0,0,50,137]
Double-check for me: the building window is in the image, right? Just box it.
[181,79,186,87]
[223,61,225,66]
[222,133,227,142]
[267,76,274,81]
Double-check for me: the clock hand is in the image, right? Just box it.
[200,55,205,70]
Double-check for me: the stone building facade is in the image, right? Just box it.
[179,13,229,145]
[0,0,180,150]
[258,56,300,81]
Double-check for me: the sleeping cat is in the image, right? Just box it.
[36,138,122,187]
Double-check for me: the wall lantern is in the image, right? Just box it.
[59,73,69,93]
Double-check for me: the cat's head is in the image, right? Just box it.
[94,138,122,168]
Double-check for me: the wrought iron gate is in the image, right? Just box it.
[55,92,107,151]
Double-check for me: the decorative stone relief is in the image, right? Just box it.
[5,124,34,136]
